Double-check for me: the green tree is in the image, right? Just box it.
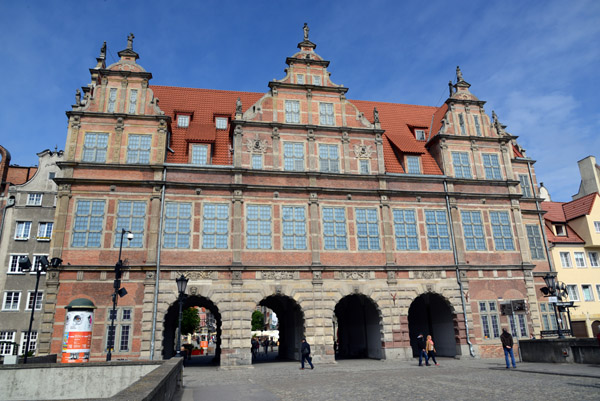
[251,310,264,331]
[181,307,201,335]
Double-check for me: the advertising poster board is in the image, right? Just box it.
[61,310,93,363]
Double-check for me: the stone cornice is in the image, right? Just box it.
[427,133,517,146]
[268,81,348,95]
[65,111,170,122]
[233,120,382,135]
[285,56,330,68]
[93,68,152,80]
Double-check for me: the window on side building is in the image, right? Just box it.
[559,252,572,268]
[582,285,594,301]
[26,193,43,206]
[588,251,599,267]
[566,284,580,301]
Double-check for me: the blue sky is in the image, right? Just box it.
[0,0,598,201]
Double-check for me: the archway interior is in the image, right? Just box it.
[408,293,456,357]
[591,321,600,337]
[334,294,383,360]
[257,294,304,362]
[162,295,222,361]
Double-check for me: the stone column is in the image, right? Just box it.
[448,199,466,264]
[470,140,483,179]
[140,271,158,359]
[66,116,81,162]
[308,193,321,266]
[219,285,253,367]
[140,79,148,116]
[500,140,514,181]
[232,190,244,265]
[146,188,162,264]
[38,269,60,355]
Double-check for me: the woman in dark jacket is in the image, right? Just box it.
[300,338,314,370]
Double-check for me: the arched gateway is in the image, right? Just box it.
[408,293,457,357]
[162,295,221,361]
[256,295,304,361]
[334,294,383,359]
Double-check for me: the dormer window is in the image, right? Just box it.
[554,224,567,236]
[216,117,228,130]
[406,156,421,174]
[178,115,190,128]
[415,129,426,141]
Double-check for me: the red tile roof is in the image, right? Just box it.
[151,85,442,174]
[543,221,584,244]
[563,192,598,221]
[512,145,523,158]
[541,201,567,222]
[430,103,448,138]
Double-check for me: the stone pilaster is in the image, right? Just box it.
[375,132,385,174]
[233,125,243,168]
[307,129,316,172]
[379,195,395,266]
[308,193,321,266]
[232,190,244,264]
[341,131,350,173]
[271,127,280,169]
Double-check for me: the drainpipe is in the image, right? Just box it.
[0,196,16,246]
[443,180,475,357]
[526,161,554,271]
[150,167,167,360]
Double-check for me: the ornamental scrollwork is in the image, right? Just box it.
[245,134,269,154]
[261,271,295,280]
[176,271,214,280]
[353,144,373,159]
[341,271,369,280]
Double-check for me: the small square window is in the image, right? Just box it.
[178,115,190,128]
[48,172,56,180]
[313,75,321,86]
[555,224,566,236]
[216,118,228,130]
[252,154,263,170]
[415,130,426,141]
[359,159,370,174]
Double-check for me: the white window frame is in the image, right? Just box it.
[215,117,228,130]
[72,200,105,248]
[191,144,209,166]
[566,284,580,301]
[452,152,472,179]
[37,222,53,241]
[312,75,321,86]
[8,255,27,274]
[285,100,300,124]
[596,284,600,301]
[560,252,573,268]
[20,331,38,356]
[589,251,599,267]
[2,291,21,311]
[406,156,421,174]
[202,203,229,249]
[126,134,152,164]
[319,144,339,173]
[479,301,500,339]
[554,224,567,236]
[319,103,334,126]
[283,142,304,171]
[26,291,43,311]
[282,206,307,250]
[32,255,48,275]
[415,129,426,141]
[15,221,31,240]
[359,159,370,174]
[178,115,190,128]
[26,193,43,206]
[82,132,109,163]
[105,307,133,354]
[482,153,502,180]
[594,221,600,233]
[0,331,16,355]
[574,252,586,268]
[246,205,272,250]
[582,285,594,301]
[356,208,380,250]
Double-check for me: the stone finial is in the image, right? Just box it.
[127,33,135,50]
[75,89,81,106]
[456,66,464,82]
[448,80,454,97]
[236,97,242,114]
[373,107,380,124]
[100,41,106,59]
[303,23,309,41]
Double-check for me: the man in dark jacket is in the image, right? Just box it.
[501,328,516,368]
[300,338,314,370]
[416,334,429,366]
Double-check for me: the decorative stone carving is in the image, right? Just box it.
[341,271,369,280]
[306,88,312,99]
[456,66,464,82]
[373,107,380,124]
[236,97,242,114]
[307,129,315,141]
[115,117,124,133]
[341,131,349,144]
[146,271,155,279]
[245,134,269,153]
[413,271,442,280]
[353,144,374,159]
[75,89,81,106]
[309,192,318,204]
[176,271,213,280]
[303,23,309,41]
[261,271,295,280]
[189,287,198,295]
[231,270,242,282]
[127,33,135,49]
[271,127,279,139]
[313,271,322,280]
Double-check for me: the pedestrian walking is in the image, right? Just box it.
[501,328,517,368]
[263,338,269,355]
[416,333,429,366]
[300,338,314,370]
[426,335,439,366]
[251,337,258,360]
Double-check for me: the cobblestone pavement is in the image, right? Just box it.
[175,357,600,401]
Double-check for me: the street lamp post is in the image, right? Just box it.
[175,274,188,357]
[18,256,62,363]
[107,229,133,361]
[543,273,564,339]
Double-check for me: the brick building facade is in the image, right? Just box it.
[39,30,551,365]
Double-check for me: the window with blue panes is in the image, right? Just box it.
[163,203,191,248]
[406,156,421,174]
[479,301,500,339]
[319,103,334,125]
[359,159,370,174]
[282,206,306,250]
[482,154,502,180]
[461,211,486,251]
[356,208,380,250]
[126,135,151,164]
[114,201,145,248]
[283,142,304,171]
[474,115,482,136]
[526,225,544,260]
[252,154,263,169]
[202,204,229,249]
[519,174,532,197]
[246,205,271,249]
[191,144,209,165]
[393,209,418,250]
[128,89,138,114]
[459,114,466,135]
[452,152,472,179]
[285,100,300,123]
[323,207,347,250]
[425,210,451,250]
[82,133,109,162]
[107,88,117,112]
[489,211,514,251]
[319,144,339,173]
[72,200,105,247]
[508,313,528,338]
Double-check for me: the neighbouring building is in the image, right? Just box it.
[572,156,600,200]
[542,192,600,337]
[39,28,554,365]
[0,148,63,359]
